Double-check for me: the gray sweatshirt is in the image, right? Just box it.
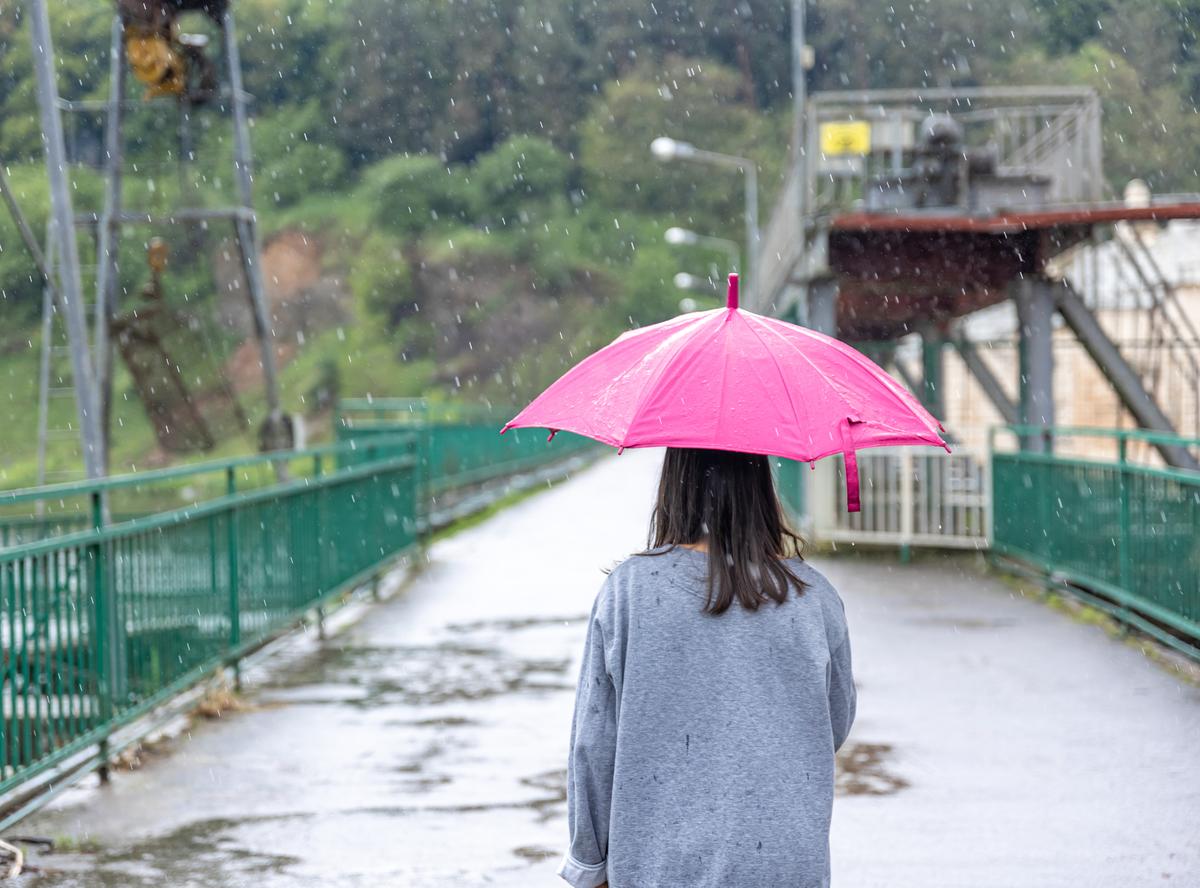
[558,546,855,888]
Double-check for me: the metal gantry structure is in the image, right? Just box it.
[757,85,1200,472]
[17,0,285,483]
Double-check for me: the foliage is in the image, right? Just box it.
[366,154,474,237]
[253,103,350,209]
[470,136,571,224]
[1031,0,1110,53]
[0,163,103,318]
[5,0,1200,484]
[349,232,413,327]
[580,57,764,221]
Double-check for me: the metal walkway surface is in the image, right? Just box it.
[15,450,1200,887]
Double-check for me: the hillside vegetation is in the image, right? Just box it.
[1,0,1198,483]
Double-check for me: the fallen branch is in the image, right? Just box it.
[0,838,23,879]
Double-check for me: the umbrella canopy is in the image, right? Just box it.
[502,274,947,511]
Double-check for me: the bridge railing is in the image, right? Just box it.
[776,447,989,552]
[991,425,1200,657]
[335,398,597,497]
[0,406,591,825]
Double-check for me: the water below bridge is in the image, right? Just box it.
[14,450,1200,886]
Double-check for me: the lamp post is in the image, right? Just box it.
[792,0,809,223]
[664,226,741,274]
[651,137,758,306]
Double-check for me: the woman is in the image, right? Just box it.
[558,447,856,888]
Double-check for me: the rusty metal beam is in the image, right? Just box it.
[831,202,1200,235]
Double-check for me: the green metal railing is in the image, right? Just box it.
[1,406,594,822]
[991,425,1200,657]
[336,398,598,495]
[773,457,806,525]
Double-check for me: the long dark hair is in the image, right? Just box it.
[645,448,807,614]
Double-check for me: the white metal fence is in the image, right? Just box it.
[804,447,989,550]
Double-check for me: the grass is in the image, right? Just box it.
[39,835,103,855]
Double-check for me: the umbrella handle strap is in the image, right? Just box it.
[839,418,861,513]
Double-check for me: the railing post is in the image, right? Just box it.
[225,467,241,691]
[1038,450,1052,570]
[1117,434,1132,596]
[987,427,1003,564]
[1041,426,1056,574]
[419,408,433,539]
[90,490,112,784]
[899,447,914,563]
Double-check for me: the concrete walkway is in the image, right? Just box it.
[16,450,1200,886]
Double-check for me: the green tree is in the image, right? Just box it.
[579,57,763,225]
[349,232,413,327]
[1032,0,1110,53]
[253,103,349,208]
[470,136,570,224]
[366,154,474,238]
[0,0,112,161]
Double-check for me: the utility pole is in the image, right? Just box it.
[222,10,285,446]
[29,0,105,479]
[792,0,808,223]
[94,16,126,470]
[744,163,759,308]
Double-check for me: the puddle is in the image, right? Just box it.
[262,642,572,708]
[836,742,910,796]
[518,768,568,821]
[21,817,299,887]
[911,616,1016,630]
[408,716,478,728]
[444,615,587,634]
[512,845,557,862]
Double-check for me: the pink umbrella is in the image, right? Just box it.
[502,274,947,511]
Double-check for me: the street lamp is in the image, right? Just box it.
[664,226,741,273]
[651,137,696,161]
[651,137,758,306]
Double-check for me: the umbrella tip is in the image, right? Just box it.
[727,273,739,310]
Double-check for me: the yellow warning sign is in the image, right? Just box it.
[820,121,871,156]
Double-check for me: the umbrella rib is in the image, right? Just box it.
[714,317,734,446]
[738,313,815,445]
[758,319,945,444]
[750,315,936,435]
[779,321,939,433]
[620,318,716,447]
[747,315,856,416]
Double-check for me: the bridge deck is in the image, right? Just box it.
[19,450,1200,886]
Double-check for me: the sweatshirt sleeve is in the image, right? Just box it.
[558,597,617,888]
[828,632,857,752]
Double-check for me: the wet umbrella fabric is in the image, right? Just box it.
[502,274,947,511]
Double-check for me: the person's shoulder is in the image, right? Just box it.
[594,549,685,603]
[787,558,849,622]
[600,550,662,592]
[788,558,835,594]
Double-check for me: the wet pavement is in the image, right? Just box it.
[14,450,1200,886]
